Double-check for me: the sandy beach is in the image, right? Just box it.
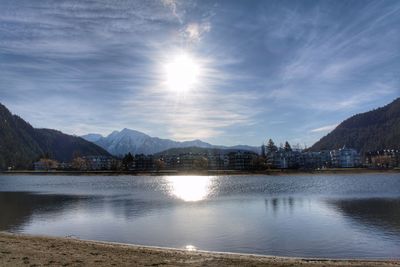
[0,232,399,267]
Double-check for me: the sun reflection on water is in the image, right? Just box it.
[185,245,197,251]
[167,176,212,202]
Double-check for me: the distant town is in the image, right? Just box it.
[1,97,399,173]
[29,139,400,172]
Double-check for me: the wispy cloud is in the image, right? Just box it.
[308,82,399,112]
[182,22,211,43]
[161,0,184,23]
[0,0,399,146]
[310,124,338,133]
[121,70,261,140]
[0,0,249,141]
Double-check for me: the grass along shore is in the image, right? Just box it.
[0,232,399,267]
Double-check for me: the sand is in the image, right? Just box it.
[0,232,399,267]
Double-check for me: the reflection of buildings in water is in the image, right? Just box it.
[327,198,400,235]
[108,197,173,220]
[264,197,301,215]
[0,192,87,231]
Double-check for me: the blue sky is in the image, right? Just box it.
[0,0,399,147]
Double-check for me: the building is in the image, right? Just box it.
[330,146,361,168]
[365,149,400,168]
[260,139,363,170]
[228,151,258,170]
[33,159,59,171]
[300,151,331,169]
[82,156,116,170]
[134,154,154,171]
[207,152,226,170]
[265,148,303,169]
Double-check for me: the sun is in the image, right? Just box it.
[164,53,200,93]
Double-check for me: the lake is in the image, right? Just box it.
[1,173,400,259]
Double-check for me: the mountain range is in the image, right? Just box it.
[82,128,260,156]
[154,146,258,157]
[0,103,110,170]
[83,97,400,156]
[2,96,399,170]
[310,97,400,153]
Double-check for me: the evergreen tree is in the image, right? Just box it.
[266,139,278,153]
[284,141,292,152]
[122,152,134,170]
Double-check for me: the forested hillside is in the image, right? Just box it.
[0,103,110,170]
[310,98,400,153]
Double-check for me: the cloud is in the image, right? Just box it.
[182,22,211,42]
[161,0,183,23]
[121,79,260,140]
[310,124,338,133]
[309,83,399,112]
[1,0,399,146]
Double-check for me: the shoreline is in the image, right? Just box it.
[1,168,399,176]
[0,232,399,266]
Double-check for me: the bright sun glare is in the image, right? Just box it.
[164,53,200,93]
[167,176,211,202]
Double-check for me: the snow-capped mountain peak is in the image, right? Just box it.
[82,128,259,156]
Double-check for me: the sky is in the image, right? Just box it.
[0,0,399,147]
